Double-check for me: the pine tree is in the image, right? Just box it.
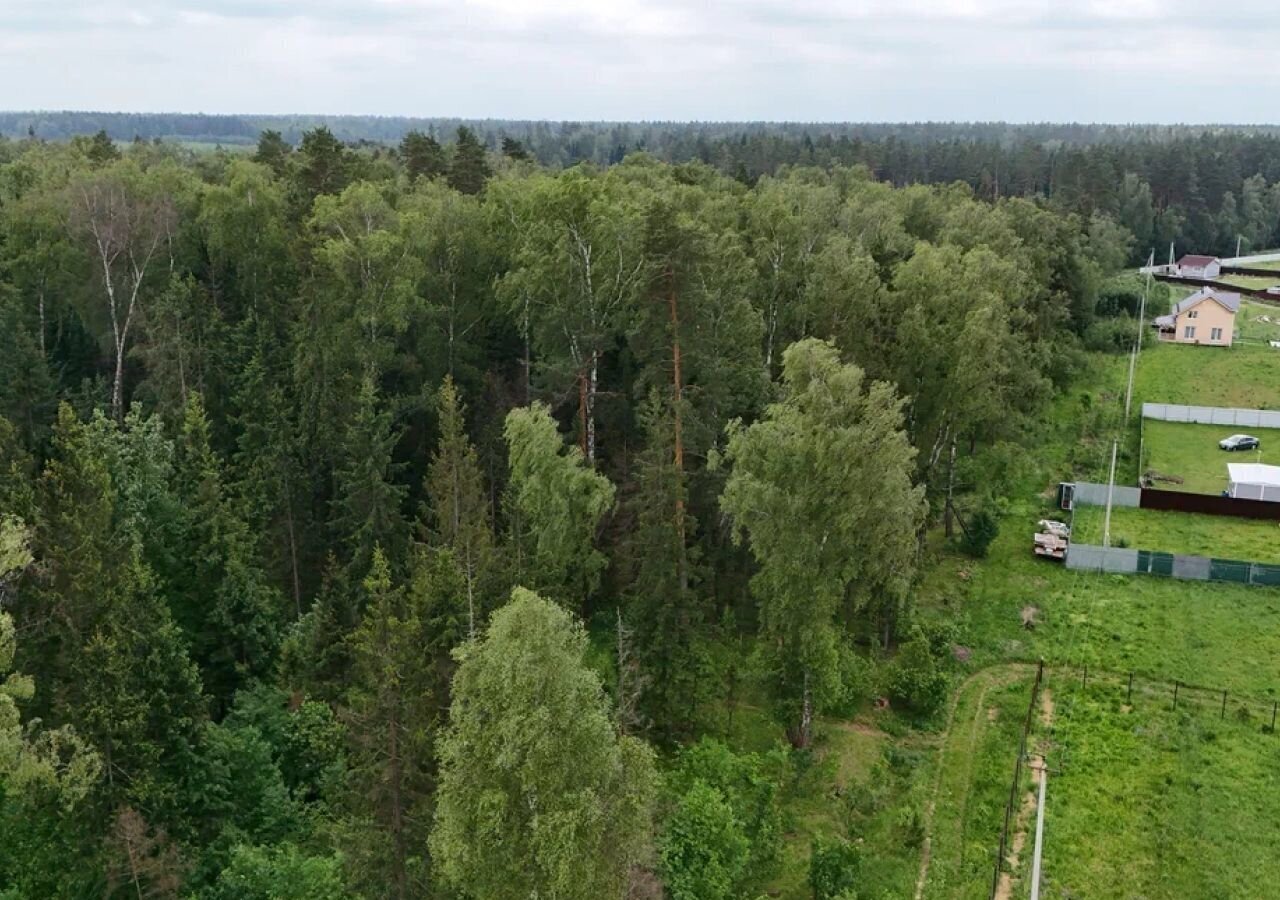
[253,129,292,177]
[399,130,446,181]
[447,126,491,195]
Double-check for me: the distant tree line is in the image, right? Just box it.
[5,115,1280,260]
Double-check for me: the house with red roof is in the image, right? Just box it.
[1175,254,1221,279]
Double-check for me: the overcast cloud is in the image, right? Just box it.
[2,0,1278,122]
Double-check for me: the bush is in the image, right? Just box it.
[886,637,948,716]
[660,781,750,900]
[960,505,999,558]
[667,739,786,884]
[1083,315,1139,353]
[827,645,874,718]
[808,836,861,899]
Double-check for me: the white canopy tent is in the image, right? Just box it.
[1227,463,1280,502]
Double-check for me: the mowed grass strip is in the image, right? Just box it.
[1141,419,1279,494]
[1070,504,1280,564]
[1040,690,1280,900]
[1134,341,1280,409]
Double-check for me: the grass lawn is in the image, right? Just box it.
[1040,688,1280,899]
[1237,258,1280,271]
[924,507,1280,696]
[1236,300,1280,344]
[1134,341,1280,409]
[1141,418,1279,494]
[1220,273,1280,291]
[1070,503,1280,564]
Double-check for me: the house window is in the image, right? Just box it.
[1187,310,1198,318]
[1211,327,1223,341]
[1184,326,1197,339]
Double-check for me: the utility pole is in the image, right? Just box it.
[1103,440,1119,550]
[1237,235,1243,259]
[1125,251,1154,421]
[1029,767,1048,900]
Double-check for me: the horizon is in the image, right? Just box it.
[4,111,1280,129]
[6,1,1280,124]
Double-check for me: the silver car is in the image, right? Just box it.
[1219,434,1260,451]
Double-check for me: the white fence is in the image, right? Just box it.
[1071,481,1141,508]
[1142,403,1280,430]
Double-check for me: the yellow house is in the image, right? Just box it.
[1153,288,1239,347]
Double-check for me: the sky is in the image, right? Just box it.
[3,0,1279,123]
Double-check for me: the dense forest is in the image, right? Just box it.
[0,122,1209,897]
[7,115,1280,260]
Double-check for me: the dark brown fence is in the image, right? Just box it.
[1140,487,1280,520]
[990,660,1044,900]
[1153,273,1280,302]
[1222,265,1280,279]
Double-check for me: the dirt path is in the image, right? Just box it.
[993,687,1055,900]
[913,664,1032,900]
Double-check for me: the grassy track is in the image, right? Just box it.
[917,665,1036,900]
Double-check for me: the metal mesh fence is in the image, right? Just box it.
[1066,543,1280,586]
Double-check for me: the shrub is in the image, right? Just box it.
[960,505,999,558]
[886,637,948,715]
[827,645,874,718]
[808,836,861,900]
[660,781,750,900]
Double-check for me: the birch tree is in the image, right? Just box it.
[719,339,925,747]
[497,168,645,462]
[66,161,177,419]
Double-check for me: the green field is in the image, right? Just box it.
[1236,300,1280,343]
[1141,419,1277,494]
[1221,273,1280,291]
[1040,687,1280,899]
[1134,342,1280,409]
[1070,503,1280,564]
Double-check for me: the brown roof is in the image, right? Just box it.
[1177,254,1219,268]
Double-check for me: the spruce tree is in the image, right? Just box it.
[423,376,496,636]
[175,394,281,712]
[332,373,407,583]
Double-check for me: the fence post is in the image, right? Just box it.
[1127,672,1134,704]
[1173,681,1179,710]
[1221,690,1228,720]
